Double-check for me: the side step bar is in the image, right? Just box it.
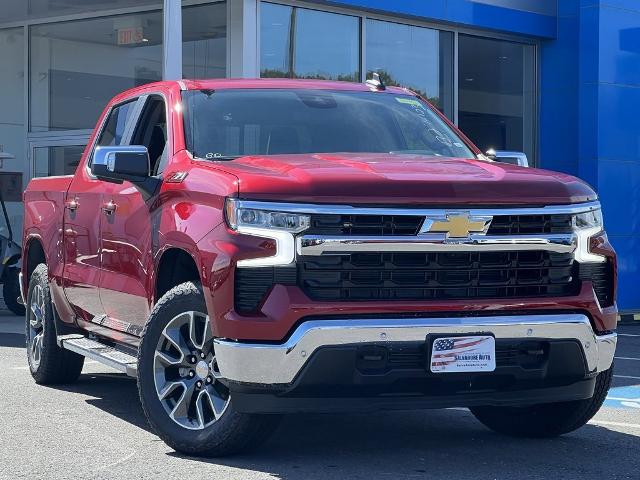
[58,335,138,377]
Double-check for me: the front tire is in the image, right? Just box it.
[137,281,280,457]
[470,367,613,437]
[26,264,84,384]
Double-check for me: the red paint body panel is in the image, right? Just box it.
[21,79,616,347]
[209,153,596,205]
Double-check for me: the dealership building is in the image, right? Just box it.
[0,0,638,312]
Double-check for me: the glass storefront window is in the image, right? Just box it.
[0,1,162,25]
[366,19,454,118]
[0,27,25,241]
[33,145,84,177]
[458,34,535,162]
[29,11,163,132]
[182,1,227,79]
[261,2,360,81]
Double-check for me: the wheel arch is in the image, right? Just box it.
[23,236,47,286]
[155,247,202,301]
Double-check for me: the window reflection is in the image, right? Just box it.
[261,3,360,81]
[29,11,162,132]
[0,28,25,243]
[182,1,226,79]
[458,35,535,162]
[33,145,84,177]
[366,20,454,118]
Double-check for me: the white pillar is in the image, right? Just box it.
[228,0,259,78]
[163,0,183,80]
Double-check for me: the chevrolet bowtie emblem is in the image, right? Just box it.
[423,213,492,238]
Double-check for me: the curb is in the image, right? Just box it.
[618,313,640,325]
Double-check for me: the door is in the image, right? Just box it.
[60,100,138,321]
[99,94,168,331]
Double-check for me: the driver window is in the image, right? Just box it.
[131,95,168,175]
[98,100,137,147]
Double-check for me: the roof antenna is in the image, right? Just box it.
[366,72,386,91]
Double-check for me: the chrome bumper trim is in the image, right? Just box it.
[595,333,617,372]
[214,314,616,385]
[298,234,576,255]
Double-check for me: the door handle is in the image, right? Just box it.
[102,201,117,215]
[65,198,79,212]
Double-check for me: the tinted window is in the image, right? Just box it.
[182,89,474,159]
[29,12,161,132]
[182,2,227,79]
[98,100,136,147]
[366,20,454,118]
[458,35,535,162]
[260,3,360,81]
[131,96,167,174]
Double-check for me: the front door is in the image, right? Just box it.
[99,94,168,332]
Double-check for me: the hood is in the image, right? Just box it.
[209,153,596,206]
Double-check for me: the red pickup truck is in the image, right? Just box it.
[22,78,617,456]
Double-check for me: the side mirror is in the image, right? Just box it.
[485,149,530,168]
[92,145,160,200]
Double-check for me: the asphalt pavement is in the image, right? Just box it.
[1,312,639,480]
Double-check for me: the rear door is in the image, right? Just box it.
[62,99,139,321]
[98,94,169,332]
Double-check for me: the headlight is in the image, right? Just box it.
[225,198,310,267]
[573,207,605,263]
[225,198,310,233]
[574,209,603,230]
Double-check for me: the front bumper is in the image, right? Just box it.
[215,313,616,386]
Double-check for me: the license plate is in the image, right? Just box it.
[429,335,496,373]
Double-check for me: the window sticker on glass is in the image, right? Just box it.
[395,97,425,108]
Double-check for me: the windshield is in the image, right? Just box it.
[182,89,475,159]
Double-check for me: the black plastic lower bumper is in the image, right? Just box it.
[229,339,596,414]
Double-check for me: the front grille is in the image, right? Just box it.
[308,214,423,236]
[579,261,614,307]
[306,213,574,236]
[487,214,573,235]
[298,251,578,302]
[234,209,591,314]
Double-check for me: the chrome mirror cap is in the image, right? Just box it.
[486,149,530,168]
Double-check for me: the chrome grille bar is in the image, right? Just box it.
[298,233,577,256]
[233,199,600,217]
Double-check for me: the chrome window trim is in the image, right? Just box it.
[233,199,601,217]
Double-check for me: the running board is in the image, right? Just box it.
[58,335,138,377]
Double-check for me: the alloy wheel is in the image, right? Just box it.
[27,284,45,369]
[153,311,230,430]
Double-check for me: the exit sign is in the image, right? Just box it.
[117,26,144,45]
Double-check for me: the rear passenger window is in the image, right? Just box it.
[98,100,136,147]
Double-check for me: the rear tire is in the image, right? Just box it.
[26,264,84,384]
[4,267,26,316]
[470,367,613,437]
[137,281,280,457]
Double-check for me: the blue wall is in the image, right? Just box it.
[582,0,640,311]
[540,0,640,311]
[320,0,557,37]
